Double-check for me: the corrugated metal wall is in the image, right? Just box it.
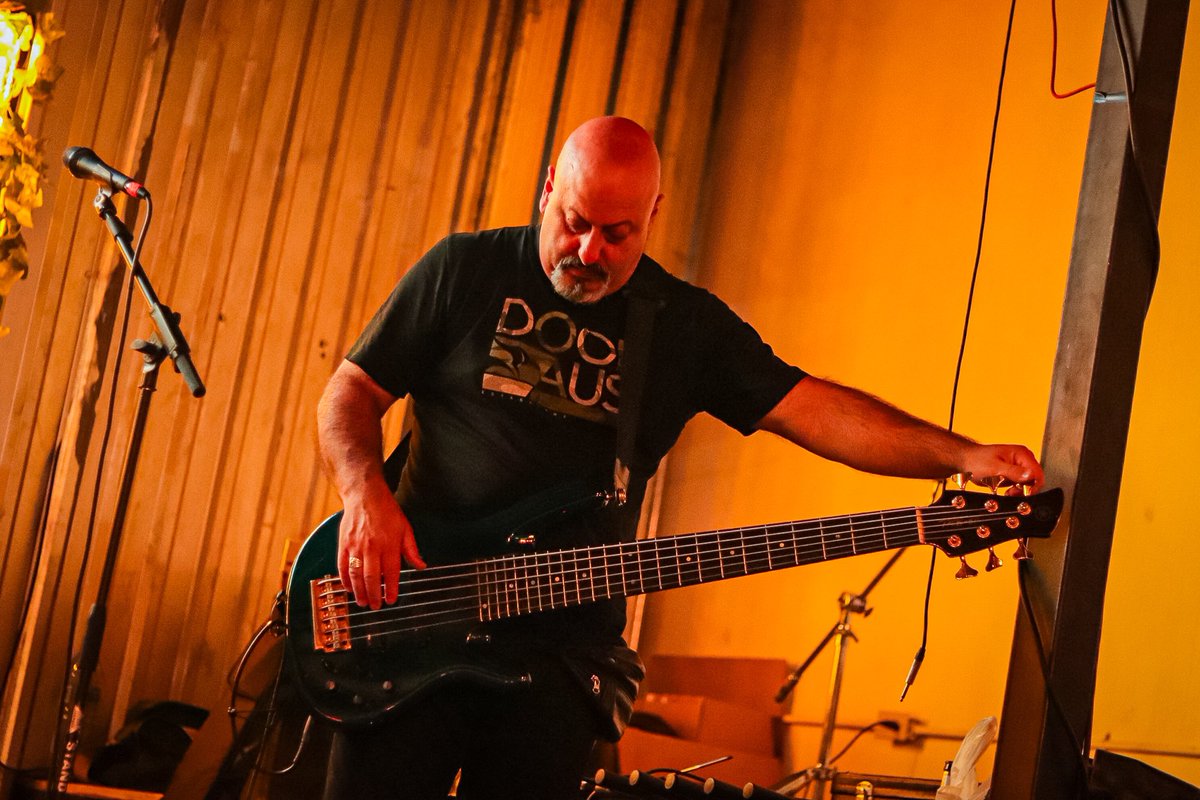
[0,0,731,777]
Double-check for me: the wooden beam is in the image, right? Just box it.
[991,2,1189,797]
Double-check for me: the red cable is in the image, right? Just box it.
[1051,0,1096,99]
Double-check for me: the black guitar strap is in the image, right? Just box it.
[612,286,662,516]
[383,430,411,493]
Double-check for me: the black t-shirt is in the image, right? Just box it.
[347,226,805,733]
[350,225,804,521]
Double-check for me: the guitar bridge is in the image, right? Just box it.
[311,576,352,653]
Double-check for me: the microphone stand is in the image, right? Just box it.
[51,187,205,797]
[772,548,907,800]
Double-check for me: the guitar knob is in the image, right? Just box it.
[956,557,978,580]
[985,548,1003,572]
[1013,538,1032,561]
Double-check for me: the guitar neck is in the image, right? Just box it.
[474,506,924,622]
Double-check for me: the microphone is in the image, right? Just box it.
[62,146,148,199]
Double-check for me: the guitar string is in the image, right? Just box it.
[338,531,1023,642]
[317,500,1029,590]
[316,506,1003,623]
[314,510,1035,642]
[324,507,1028,616]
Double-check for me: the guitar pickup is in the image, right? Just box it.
[311,576,352,653]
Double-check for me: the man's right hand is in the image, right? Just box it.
[337,482,427,609]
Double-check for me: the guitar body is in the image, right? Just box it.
[284,483,613,728]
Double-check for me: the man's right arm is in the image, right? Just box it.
[316,359,426,609]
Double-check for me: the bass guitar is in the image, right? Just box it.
[285,483,1062,728]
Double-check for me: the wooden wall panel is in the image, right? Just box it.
[482,1,572,227]
[0,0,733,784]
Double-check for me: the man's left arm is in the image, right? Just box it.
[757,376,1045,490]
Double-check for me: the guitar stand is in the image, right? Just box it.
[772,548,907,799]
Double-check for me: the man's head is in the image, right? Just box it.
[538,116,663,304]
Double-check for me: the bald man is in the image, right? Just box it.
[316,117,1042,798]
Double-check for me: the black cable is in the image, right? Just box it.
[46,195,153,795]
[904,0,1019,705]
[828,720,901,766]
[948,0,1017,437]
[1108,0,1161,306]
[1017,561,1091,790]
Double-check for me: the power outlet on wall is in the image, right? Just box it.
[875,711,923,745]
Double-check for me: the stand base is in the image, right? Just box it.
[830,771,941,799]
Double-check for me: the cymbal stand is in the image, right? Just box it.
[773,548,907,799]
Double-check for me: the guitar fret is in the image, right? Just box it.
[573,550,585,604]
[881,512,888,550]
[555,550,567,607]
[491,561,501,619]
[691,534,700,585]
[501,556,512,618]
[510,556,520,616]
[588,548,601,602]
[635,542,645,592]
[520,554,530,613]
[604,544,614,598]
[539,551,550,610]
[657,537,667,594]
[748,529,768,575]
[474,563,484,621]
[848,515,857,555]
[818,518,828,560]
[669,538,682,589]
[519,554,530,615]
[622,543,640,594]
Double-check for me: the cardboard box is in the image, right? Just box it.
[635,692,778,756]
[617,728,784,787]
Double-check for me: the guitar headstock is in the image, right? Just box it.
[922,487,1063,574]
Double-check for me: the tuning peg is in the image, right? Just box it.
[1013,538,1032,561]
[1021,483,1034,497]
[956,557,979,580]
[985,548,1003,572]
[949,473,967,489]
[977,475,1013,494]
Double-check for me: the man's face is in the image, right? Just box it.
[538,163,660,304]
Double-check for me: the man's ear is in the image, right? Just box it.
[649,192,664,222]
[538,165,555,214]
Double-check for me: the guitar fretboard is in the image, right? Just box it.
[469,507,923,621]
